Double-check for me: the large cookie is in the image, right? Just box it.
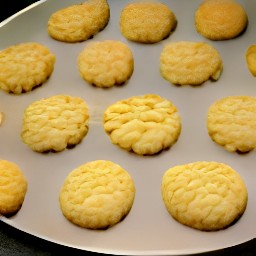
[161,161,248,231]
[103,94,181,155]
[21,95,89,153]
[59,160,135,229]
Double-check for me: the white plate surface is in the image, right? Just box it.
[0,0,256,255]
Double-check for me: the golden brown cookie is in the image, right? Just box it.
[120,2,177,43]
[162,161,247,231]
[246,45,256,76]
[103,94,181,155]
[78,40,134,88]
[0,42,55,94]
[21,95,89,153]
[207,96,256,153]
[59,160,135,229]
[48,0,110,43]
[0,160,27,216]
[195,0,248,40]
[160,41,223,85]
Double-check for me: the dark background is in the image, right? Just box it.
[0,1,256,255]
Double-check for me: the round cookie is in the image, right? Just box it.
[160,41,223,85]
[0,42,55,94]
[161,161,248,231]
[48,0,110,43]
[246,45,256,76]
[21,95,89,153]
[120,2,177,43]
[59,160,135,229]
[103,94,181,155]
[78,40,134,88]
[0,160,27,216]
[207,96,256,153]
[195,0,248,40]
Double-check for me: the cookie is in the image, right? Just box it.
[195,0,248,40]
[246,45,256,76]
[120,2,177,43]
[78,40,134,88]
[21,95,89,153]
[160,41,223,85]
[0,42,55,94]
[0,160,27,216]
[161,161,247,231]
[103,94,181,155]
[207,96,256,153]
[59,160,135,229]
[48,0,110,43]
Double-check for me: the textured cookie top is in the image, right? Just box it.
[0,42,55,94]
[195,0,248,40]
[120,2,177,43]
[207,96,256,153]
[59,160,135,229]
[160,41,223,85]
[246,45,256,76]
[103,94,181,155]
[48,0,110,43]
[21,95,89,153]
[78,40,134,88]
[0,160,27,216]
[162,161,247,231]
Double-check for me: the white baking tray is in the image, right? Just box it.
[0,0,255,255]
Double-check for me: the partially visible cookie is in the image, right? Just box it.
[195,0,248,40]
[160,41,223,85]
[162,161,248,231]
[21,95,89,153]
[78,40,134,88]
[207,96,256,153]
[48,0,110,43]
[59,160,135,229]
[103,94,181,155]
[0,160,27,216]
[0,42,55,94]
[246,45,256,76]
[120,2,177,43]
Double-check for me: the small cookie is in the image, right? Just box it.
[195,0,248,40]
[120,2,177,43]
[48,0,110,43]
[59,160,135,229]
[0,160,27,216]
[161,161,247,231]
[78,40,134,88]
[103,94,181,155]
[246,45,256,76]
[0,42,55,94]
[21,95,89,153]
[160,41,223,85]
[207,96,256,153]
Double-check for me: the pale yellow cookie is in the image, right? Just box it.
[0,160,27,216]
[59,160,135,229]
[246,45,256,76]
[162,161,247,231]
[120,2,177,43]
[0,42,55,94]
[160,41,223,85]
[21,95,89,153]
[48,0,110,43]
[103,94,181,155]
[207,96,256,153]
[195,0,248,40]
[78,40,134,88]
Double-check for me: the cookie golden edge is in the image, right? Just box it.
[59,160,135,229]
[161,161,248,231]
